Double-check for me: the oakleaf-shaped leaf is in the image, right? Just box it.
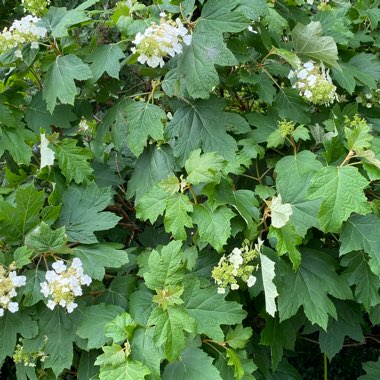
[292,21,338,66]
[43,54,92,113]
[340,214,380,278]
[192,204,235,251]
[183,278,246,342]
[24,222,67,253]
[164,193,193,240]
[0,311,38,363]
[143,240,184,290]
[86,44,125,82]
[148,307,196,362]
[185,149,225,185]
[176,32,237,99]
[307,166,370,232]
[54,138,93,184]
[341,251,380,312]
[0,184,46,244]
[76,304,124,349]
[125,101,166,158]
[359,358,380,380]
[276,249,352,330]
[74,243,129,280]
[163,348,223,380]
[196,0,249,35]
[168,97,238,165]
[57,182,121,243]
[98,360,151,380]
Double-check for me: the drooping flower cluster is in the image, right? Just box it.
[0,15,47,56]
[40,258,92,313]
[356,89,380,109]
[131,13,192,68]
[21,0,50,15]
[212,240,261,294]
[288,60,337,106]
[0,265,26,316]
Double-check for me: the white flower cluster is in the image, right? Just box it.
[0,266,26,316]
[356,89,380,109]
[40,258,92,313]
[288,60,337,106]
[131,13,192,68]
[0,15,47,56]
[212,243,259,295]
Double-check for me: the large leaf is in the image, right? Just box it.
[42,6,90,38]
[192,204,235,251]
[130,327,164,380]
[340,214,380,278]
[0,184,45,244]
[148,306,196,362]
[86,44,125,82]
[76,304,124,349]
[57,182,121,243]
[292,21,338,66]
[43,54,92,113]
[196,0,249,35]
[98,359,151,380]
[176,32,237,98]
[273,89,310,125]
[74,243,129,280]
[275,151,323,236]
[54,138,93,184]
[0,311,38,363]
[183,278,246,342]
[36,308,76,376]
[164,193,193,240]
[163,348,223,380]
[168,97,238,165]
[0,125,34,164]
[276,249,352,330]
[318,301,363,360]
[126,145,176,201]
[341,251,380,312]
[125,101,166,158]
[25,92,77,132]
[260,314,302,370]
[143,240,184,290]
[185,149,225,185]
[307,166,370,233]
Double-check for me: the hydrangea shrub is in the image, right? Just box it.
[0,0,380,379]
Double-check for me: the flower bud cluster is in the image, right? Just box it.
[278,119,295,138]
[356,89,380,109]
[13,338,47,368]
[212,241,260,294]
[0,265,26,316]
[21,0,50,15]
[131,13,192,68]
[40,258,92,313]
[0,15,47,56]
[288,61,337,106]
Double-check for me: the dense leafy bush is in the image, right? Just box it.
[0,0,380,379]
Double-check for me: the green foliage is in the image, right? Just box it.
[1,0,380,378]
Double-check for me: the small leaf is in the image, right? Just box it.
[40,133,55,169]
[269,194,293,228]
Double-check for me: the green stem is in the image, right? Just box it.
[324,353,328,380]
